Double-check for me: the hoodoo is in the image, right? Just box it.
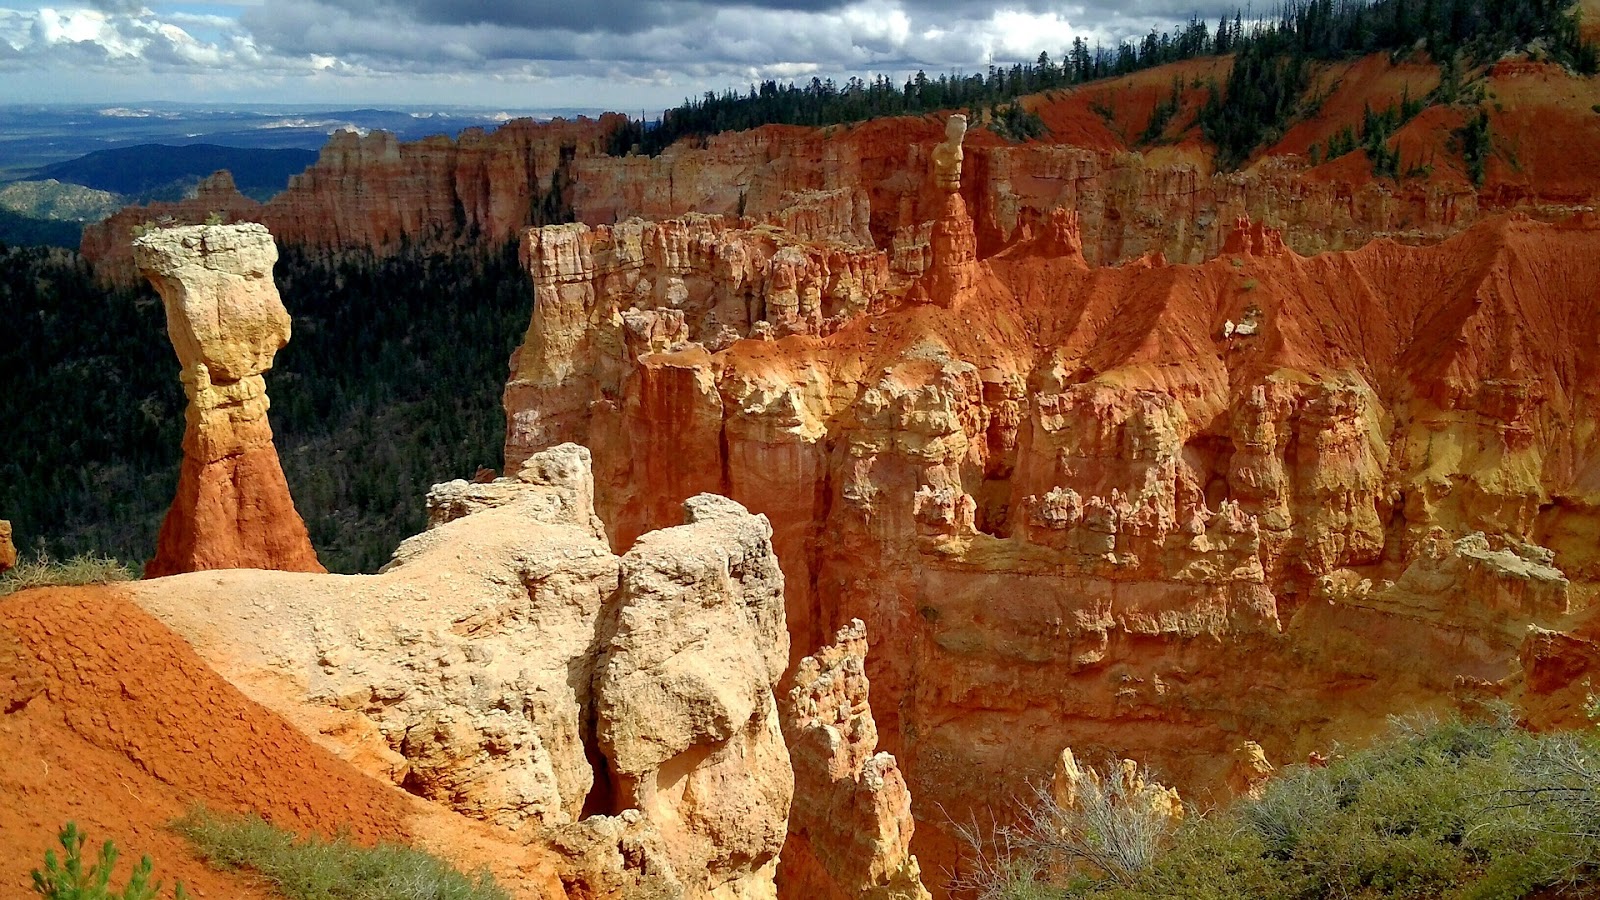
[782,619,931,900]
[502,196,1600,879]
[134,223,322,577]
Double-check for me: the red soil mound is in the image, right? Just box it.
[0,587,422,897]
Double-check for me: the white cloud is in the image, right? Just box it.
[0,0,1228,106]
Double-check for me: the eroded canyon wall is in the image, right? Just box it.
[502,198,1600,883]
[82,55,1600,284]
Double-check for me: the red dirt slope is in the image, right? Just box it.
[0,587,561,899]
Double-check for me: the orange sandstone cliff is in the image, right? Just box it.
[133,223,322,577]
[81,54,1600,284]
[501,154,1600,882]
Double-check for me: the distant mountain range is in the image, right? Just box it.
[0,103,603,249]
[0,103,602,178]
[33,145,319,203]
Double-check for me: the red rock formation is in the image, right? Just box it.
[266,116,625,251]
[782,619,930,900]
[82,54,1600,285]
[134,224,322,577]
[504,209,1600,885]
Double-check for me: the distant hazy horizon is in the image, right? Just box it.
[0,102,607,177]
[0,1,1225,109]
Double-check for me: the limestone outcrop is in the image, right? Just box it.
[782,620,930,900]
[502,208,1600,885]
[128,444,792,900]
[597,493,793,897]
[133,223,322,577]
[504,214,889,555]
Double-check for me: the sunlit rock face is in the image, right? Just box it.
[133,223,323,577]
[85,56,1600,286]
[130,444,796,900]
[504,206,1600,885]
[781,618,931,900]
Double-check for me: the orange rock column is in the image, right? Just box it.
[135,223,323,577]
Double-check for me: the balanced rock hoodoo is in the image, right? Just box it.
[134,223,322,577]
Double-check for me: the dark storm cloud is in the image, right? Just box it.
[239,0,1243,73]
[296,0,878,35]
[261,0,1236,40]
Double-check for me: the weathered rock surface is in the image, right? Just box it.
[83,171,265,284]
[504,213,888,558]
[0,586,571,900]
[597,492,793,898]
[503,207,1600,885]
[0,520,14,573]
[134,223,322,577]
[781,620,930,900]
[127,444,792,900]
[1051,748,1183,824]
[83,54,1600,291]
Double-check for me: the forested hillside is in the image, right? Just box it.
[0,241,530,573]
[614,0,1596,161]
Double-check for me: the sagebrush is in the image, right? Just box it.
[958,716,1600,899]
[1,552,134,596]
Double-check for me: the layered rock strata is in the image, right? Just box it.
[502,206,1600,883]
[504,214,888,559]
[84,56,1600,283]
[133,223,322,577]
[128,444,792,900]
[781,619,930,900]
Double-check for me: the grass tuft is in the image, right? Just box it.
[1,552,134,597]
[173,809,507,900]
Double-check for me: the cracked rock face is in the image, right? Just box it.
[597,492,793,898]
[133,223,322,577]
[129,444,793,900]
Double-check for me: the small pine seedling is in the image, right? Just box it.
[31,822,188,900]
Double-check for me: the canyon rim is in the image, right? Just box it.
[9,5,1600,899]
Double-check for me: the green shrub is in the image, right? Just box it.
[174,809,507,900]
[966,716,1600,900]
[32,822,187,900]
[1,552,134,596]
